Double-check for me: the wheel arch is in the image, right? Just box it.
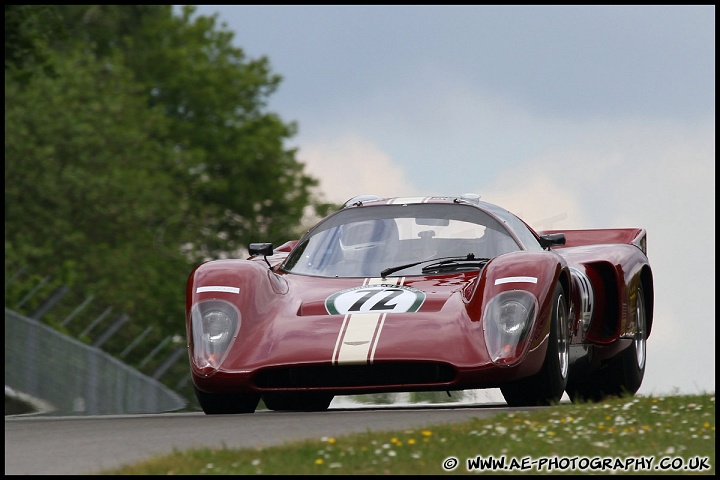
[557,266,571,310]
[584,260,621,343]
[640,265,654,338]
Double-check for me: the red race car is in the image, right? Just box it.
[186,194,653,414]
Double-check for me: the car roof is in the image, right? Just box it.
[342,193,481,207]
[342,194,513,219]
[340,194,543,250]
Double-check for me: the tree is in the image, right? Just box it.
[5,5,65,75]
[5,5,337,353]
[5,46,184,330]
[49,5,338,259]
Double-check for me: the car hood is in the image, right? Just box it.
[218,272,494,371]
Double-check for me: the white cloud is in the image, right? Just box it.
[480,173,588,230]
[299,135,423,204]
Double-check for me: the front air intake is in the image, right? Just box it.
[253,362,456,389]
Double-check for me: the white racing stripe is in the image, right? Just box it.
[196,286,240,293]
[333,277,404,364]
[494,276,538,285]
[365,277,404,286]
[333,312,386,364]
[388,197,431,205]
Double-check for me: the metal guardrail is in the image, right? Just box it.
[4,308,186,416]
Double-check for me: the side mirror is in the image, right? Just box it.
[249,243,274,256]
[249,243,274,268]
[539,233,566,250]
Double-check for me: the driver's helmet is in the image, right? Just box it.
[339,219,398,263]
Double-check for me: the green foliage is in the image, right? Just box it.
[4,5,65,76]
[98,393,716,475]
[6,46,182,327]
[5,5,340,395]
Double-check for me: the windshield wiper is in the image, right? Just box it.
[380,254,487,278]
[420,256,491,274]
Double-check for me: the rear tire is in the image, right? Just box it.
[566,284,647,403]
[194,386,260,415]
[501,283,569,406]
[262,392,334,412]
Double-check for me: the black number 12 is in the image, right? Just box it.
[348,289,403,311]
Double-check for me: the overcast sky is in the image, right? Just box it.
[191,5,715,399]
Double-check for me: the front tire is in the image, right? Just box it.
[194,386,260,414]
[501,283,569,406]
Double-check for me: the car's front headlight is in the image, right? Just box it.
[482,290,537,366]
[191,299,240,372]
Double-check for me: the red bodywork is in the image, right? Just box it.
[543,228,654,363]
[186,230,652,395]
[186,221,653,398]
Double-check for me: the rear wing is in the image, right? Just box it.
[538,228,647,256]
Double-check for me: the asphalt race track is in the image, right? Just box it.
[5,403,532,475]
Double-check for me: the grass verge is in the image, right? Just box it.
[100,392,714,475]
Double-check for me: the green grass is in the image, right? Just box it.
[100,393,715,475]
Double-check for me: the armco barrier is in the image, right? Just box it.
[4,308,186,416]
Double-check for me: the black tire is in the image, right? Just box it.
[566,284,647,403]
[501,283,570,407]
[262,392,334,412]
[194,386,260,415]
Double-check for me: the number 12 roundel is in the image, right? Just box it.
[325,284,426,315]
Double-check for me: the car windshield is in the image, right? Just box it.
[281,203,523,278]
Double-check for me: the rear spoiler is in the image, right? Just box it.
[538,228,647,256]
